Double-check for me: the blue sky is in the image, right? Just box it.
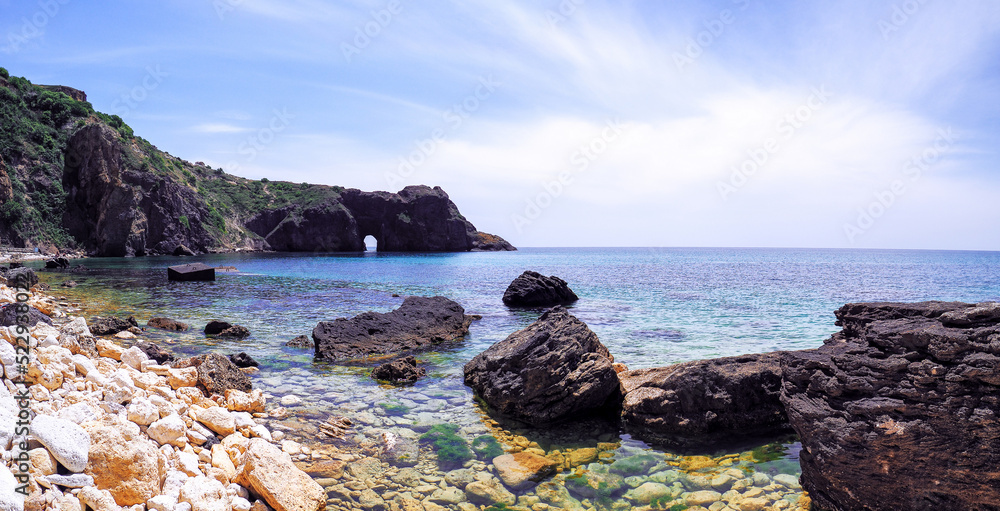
[2,0,999,249]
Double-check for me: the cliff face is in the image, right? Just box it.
[62,124,220,256]
[0,69,514,255]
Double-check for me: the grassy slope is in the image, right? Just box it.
[0,67,344,250]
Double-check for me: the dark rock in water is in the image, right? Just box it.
[172,244,196,256]
[2,267,39,289]
[217,325,250,339]
[90,315,138,336]
[502,271,578,307]
[204,320,233,335]
[197,353,252,395]
[463,306,620,425]
[313,296,478,361]
[228,352,259,368]
[167,263,215,282]
[7,262,22,269]
[45,257,70,269]
[620,352,789,447]
[286,335,312,348]
[781,301,1000,511]
[148,317,190,331]
[372,356,426,384]
[0,303,52,327]
[61,280,77,288]
[471,231,517,252]
[135,341,174,365]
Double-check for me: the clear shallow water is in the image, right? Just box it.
[34,247,1000,509]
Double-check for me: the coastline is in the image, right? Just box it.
[2,269,814,511]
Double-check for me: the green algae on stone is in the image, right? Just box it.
[419,423,473,466]
[609,453,662,477]
[471,435,505,460]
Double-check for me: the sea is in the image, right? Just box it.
[32,247,1000,506]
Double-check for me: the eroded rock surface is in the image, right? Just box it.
[502,271,578,307]
[464,306,620,425]
[781,301,1000,511]
[313,296,477,361]
[620,352,789,446]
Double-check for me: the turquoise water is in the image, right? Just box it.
[44,247,1000,368]
[34,247,1000,507]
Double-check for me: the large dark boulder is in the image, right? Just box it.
[1,267,39,289]
[197,353,252,395]
[228,352,259,368]
[135,341,174,365]
[204,320,233,335]
[620,353,789,447]
[781,301,1000,511]
[463,306,620,425]
[0,303,52,327]
[313,296,478,361]
[90,315,138,336]
[502,271,578,307]
[371,356,426,384]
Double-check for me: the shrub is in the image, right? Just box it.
[0,67,8,79]
[178,215,190,230]
[260,177,269,183]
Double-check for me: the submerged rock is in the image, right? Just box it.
[148,317,190,331]
[502,270,579,307]
[493,452,559,489]
[620,352,789,446]
[782,301,1000,511]
[285,335,312,348]
[313,296,477,361]
[464,306,620,425]
[371,356,426,384]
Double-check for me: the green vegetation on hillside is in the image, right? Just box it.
[0,68,98,246]
[0,66,350,250]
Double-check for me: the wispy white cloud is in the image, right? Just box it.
[191,123,250,134]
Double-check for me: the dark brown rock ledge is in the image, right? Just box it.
[781,301,1000,511]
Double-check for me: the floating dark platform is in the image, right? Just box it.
[167,263,215,282]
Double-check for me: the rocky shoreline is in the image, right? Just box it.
[0,276,329,511]
[1,271,814,511]
[5,263,995,511]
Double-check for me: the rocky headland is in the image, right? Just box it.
[0,71,514,256]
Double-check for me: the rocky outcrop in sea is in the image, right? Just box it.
[313,296,478,362]
[464,307,620,425]
[501,271,579,308]
[620,353,789,448]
